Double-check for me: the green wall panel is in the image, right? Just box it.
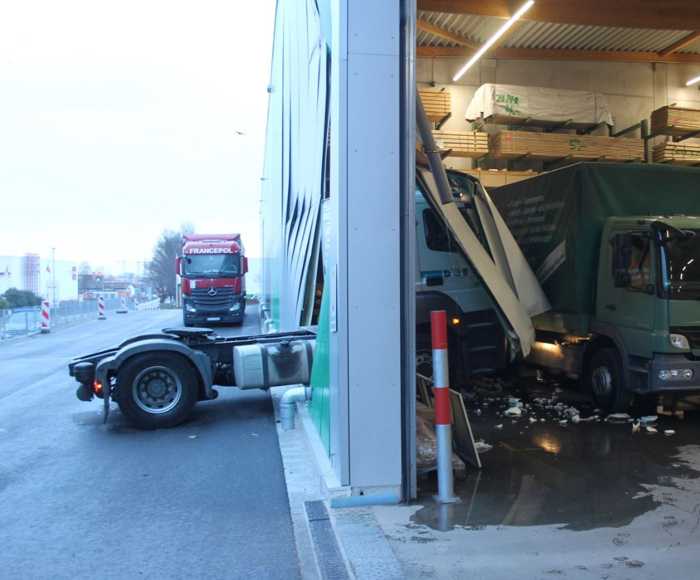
[309,287,331,454]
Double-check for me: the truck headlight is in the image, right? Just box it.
[658,368,694,381]
[669,333,690,350]
[229,302,241,312]
[185,303,197,313]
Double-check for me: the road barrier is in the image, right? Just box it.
[98,296,106,320]
[0,298,122,341]
[135,298,160,311]
[430,310,458,504]
[40,300,51,333]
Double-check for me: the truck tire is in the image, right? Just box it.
[116,353,199,429]
[586,348,632,412]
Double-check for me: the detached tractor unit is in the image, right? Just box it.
[70,327,315,430]
[177,234,248,327]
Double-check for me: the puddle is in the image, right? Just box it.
[413,376,700,531]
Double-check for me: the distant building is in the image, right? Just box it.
[0,255,79,303]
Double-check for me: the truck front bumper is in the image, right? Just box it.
[645,354,700,393]
[184,297,245,325]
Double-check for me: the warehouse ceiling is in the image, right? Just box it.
[417,0,700,64]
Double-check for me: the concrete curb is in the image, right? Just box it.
[271,387,405,580]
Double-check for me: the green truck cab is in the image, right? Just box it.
[492,163,700,411]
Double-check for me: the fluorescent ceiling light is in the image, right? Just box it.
[452,0,535,82]
[687,75,700,87]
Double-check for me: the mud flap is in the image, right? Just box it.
[103,385,111,424]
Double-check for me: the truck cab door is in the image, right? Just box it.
[597,231,656,356]
[415,188,491,313]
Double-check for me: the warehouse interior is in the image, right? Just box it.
[408,0,700,547]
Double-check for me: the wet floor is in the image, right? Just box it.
[413,374,700,532]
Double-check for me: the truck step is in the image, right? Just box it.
[465,321,498,330]
[468,345,498,353]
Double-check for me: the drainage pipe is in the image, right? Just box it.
[280,386,311,431]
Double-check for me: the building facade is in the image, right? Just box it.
[261,0,416,499]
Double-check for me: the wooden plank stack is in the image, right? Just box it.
[432,130,488,158]
[653,141,700,165]
[463,169,538,187]
[491,131,643,162]
[419,89,451,123]
[651,106,700,137]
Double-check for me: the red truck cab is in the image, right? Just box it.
[178,234,248,326]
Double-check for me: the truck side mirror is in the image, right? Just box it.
[242,256,249,274]
[175,257,182,276]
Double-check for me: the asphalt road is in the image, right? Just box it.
[0,308,301,579]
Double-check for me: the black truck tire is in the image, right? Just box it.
[116,353,199,429]
[586,347,633,412]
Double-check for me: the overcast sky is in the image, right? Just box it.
[0,0,275,273]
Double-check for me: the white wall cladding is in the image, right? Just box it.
[261,0,328,330]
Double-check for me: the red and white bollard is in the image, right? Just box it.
[40,299,51,333]
[97,296,106,320]
[430,310,458,503]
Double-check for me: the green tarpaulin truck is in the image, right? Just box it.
[490,162,700,410]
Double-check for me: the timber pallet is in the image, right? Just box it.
[419,89,451,128]
[432,130,488,159]
[653,141,700,166]
[491,130,644,162]
[650,106,700,142]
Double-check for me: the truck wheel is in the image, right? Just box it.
[586,348,632,412]
[116,353,199,429]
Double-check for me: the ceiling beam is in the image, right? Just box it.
[416,19,476,48]
[658,31,700,56]
[417,45,700,64]
[418,0,700,31]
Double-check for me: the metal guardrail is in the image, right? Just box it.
[135,298,160,311]
[0,297,131,341]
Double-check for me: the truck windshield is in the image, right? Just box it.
[661,229,700,298]
[184,254,240,277]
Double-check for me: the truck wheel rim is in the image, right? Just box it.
[132,366,183,414]
[591,366,613,399]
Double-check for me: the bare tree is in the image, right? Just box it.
[148,224,193,302]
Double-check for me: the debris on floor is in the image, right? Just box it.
[606,413,632,423]
[416,402,465,474]
[474,441,493,454]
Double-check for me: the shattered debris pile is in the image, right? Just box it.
[462,375,679,438]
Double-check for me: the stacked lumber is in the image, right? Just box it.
[432,130,488,158]
[491,131,643,162]
[419,89,451,123]
[651,106,700,137]
[463,169,538,187]
[653,141,700,165]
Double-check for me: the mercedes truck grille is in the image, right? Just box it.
[191,287,235,310]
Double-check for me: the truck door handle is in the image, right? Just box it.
[605,304,616,311]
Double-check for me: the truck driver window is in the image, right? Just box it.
[627,235,651,290]
[612,233,651,291]
[423,208,452,252]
